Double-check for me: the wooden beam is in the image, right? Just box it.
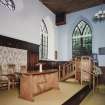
[103,0,105,3]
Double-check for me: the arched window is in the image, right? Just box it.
[72,20,92,57]
[39,19,48,60]
[0,0,15,11]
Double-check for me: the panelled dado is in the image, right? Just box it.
[0,35,39,71]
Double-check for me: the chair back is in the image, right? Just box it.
[0,65,2,75]
[8,64,15,74]
[20,65,27,73]
[0,65,8,80]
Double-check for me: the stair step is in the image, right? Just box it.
[60,71,75,81]
[66,78,79,83]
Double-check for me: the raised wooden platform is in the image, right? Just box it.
[62,85,91,105]
[0,81,90,105]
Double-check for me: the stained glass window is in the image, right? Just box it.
[40,19,48,60]
[72,20,92,57]
[0,0,15,11]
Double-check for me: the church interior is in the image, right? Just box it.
[0,0,105,105]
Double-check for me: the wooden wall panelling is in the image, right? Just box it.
[99,67,105,84]
[38,60,64,70]
[99,47,105,55]
[0,35,39,53]
[0,35,39,71]
[27,51,39,71]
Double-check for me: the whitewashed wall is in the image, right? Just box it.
[0,0,56,60]
[98,55,105,66]
[57,4,105,65]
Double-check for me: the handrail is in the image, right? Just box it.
[82,70,95,76]
[82,69,97,93]
[58,61,75,81]
[58,56,95,85]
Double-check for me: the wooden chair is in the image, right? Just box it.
[7,64,16,88]
[0,65,11,90]
[11,65,27,87]
[7,64,15,74]
[20,65,27,73]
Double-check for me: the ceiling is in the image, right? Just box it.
[39,0,105,14]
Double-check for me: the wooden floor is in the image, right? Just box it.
[0,80,84,105]
[1,81,104,105]
[80,85,105,105]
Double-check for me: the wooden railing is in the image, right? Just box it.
[58,61,75,81]
[60,56,92,83]
[58,56,101,92]
[82,69,96,93]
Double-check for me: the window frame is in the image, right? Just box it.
[72,20,92,57]
[0,0,15,11]
[40,19,48,60]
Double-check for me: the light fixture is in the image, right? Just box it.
[0,0,15,11]
[93,8,105,21]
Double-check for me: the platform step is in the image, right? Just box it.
[61,71,75,81]
[65,78,79,84]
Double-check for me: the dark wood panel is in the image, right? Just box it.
[38,60,68,70]
[56,13,66,26]
[0,35,39,53]
[0,35,39,71]
[99,47,105,55]
[27,51,39,71]
[99,67,105,84]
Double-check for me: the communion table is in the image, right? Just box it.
[20,70,59,101]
